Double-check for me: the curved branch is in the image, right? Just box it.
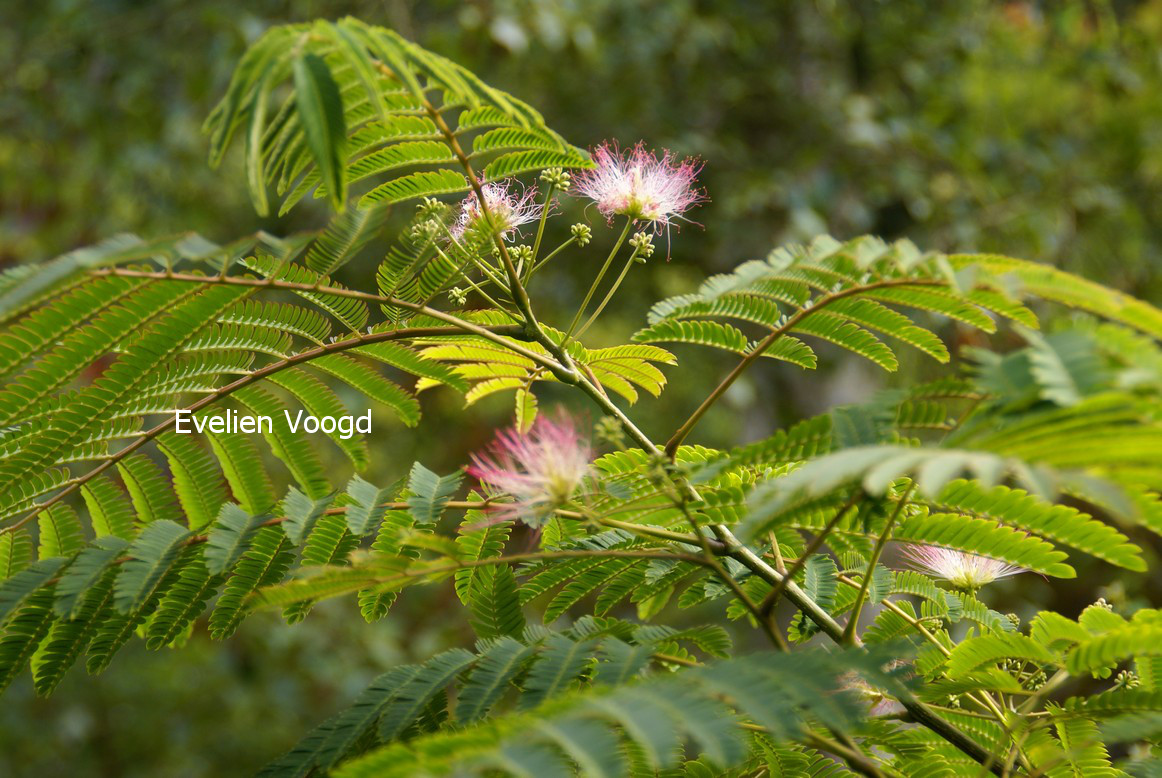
[565,367,1000,772]
[4,324,522,534]
[255,547,713,610]
[86,268,565,374]
[663,278,946,457]
[411,91,584,384]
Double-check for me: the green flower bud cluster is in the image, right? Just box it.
[417,196,449,220]
[448,287,469,306]
[411,219,442,240]
[540,167,572,190]
[1114,670,1141,690]
[510,245,534,264]
[629,232,654,262]
[594,416,627,449]
[570,223,592,247]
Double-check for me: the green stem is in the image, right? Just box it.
[429,240,509,311]
[436,223,509,292]
[675,494,789,652]
[758,492,860,617]
[843,484,913,645]
[596,516,722,550]
[529,184,555,269]
[422,98,572,376]
[456,273,509,313]
[563,220,632,342]
[574,246,641,338]
[529,236,576,275]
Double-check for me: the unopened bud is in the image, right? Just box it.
[417,197,448,219]
[629,232,654,260]
[540,167,572,190]
[448,287,469,306]
[510,245,534,263]
[594,416,627,449]
[411,219,442,240]
[1115,670,1141,689]
[1026,669,1047,691]
[570,223,592,247]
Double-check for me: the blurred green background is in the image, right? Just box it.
[2,1,1161,774]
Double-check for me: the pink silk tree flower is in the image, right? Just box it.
[451,180,544,241]
[468,414,592,525]
[900,544,1025,590]
[573,142,705,231]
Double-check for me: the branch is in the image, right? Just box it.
[663,278,945,457]
[86,268,566,375]
[566,369,1001,772]
[262,547,712,605]
[843,485,912,645]
[757,491,860,619]
[3,324,523,534]
[420,97,573,374]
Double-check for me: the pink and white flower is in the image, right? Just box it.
[451,180,544,241]
[900,544,1025,590]
[468,414,592,525]
[573,142,705,231]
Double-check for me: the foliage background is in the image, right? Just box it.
[1,1,1160,774]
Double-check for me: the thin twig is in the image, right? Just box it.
[663,278,946,457]
[843,485,912,645]
[2,324,526,535]
[757,491,860,617]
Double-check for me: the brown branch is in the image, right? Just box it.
[257,548,712,607]
[413,90,580,382]
[3,325,521,534]
[420,102,540,333]
[85,268,563,373]
[565,365,1000,770]
[757,491,860,617]
[663,278,946,457]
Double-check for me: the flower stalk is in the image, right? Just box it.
[563,219,633,342]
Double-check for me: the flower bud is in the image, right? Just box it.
[594,416,627,449]
[570,223,592,247]
[1115,670,1141,690]
[1026,670,1047,691]
[540,167,572,190]
[629,231,655,261]
[411,219,442,240]
[417,196,449,220]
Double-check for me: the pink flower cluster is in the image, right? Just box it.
[451,181,544,241]
[468,413,592,525]
[573,142,705,231]
[900,544,1025,590]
